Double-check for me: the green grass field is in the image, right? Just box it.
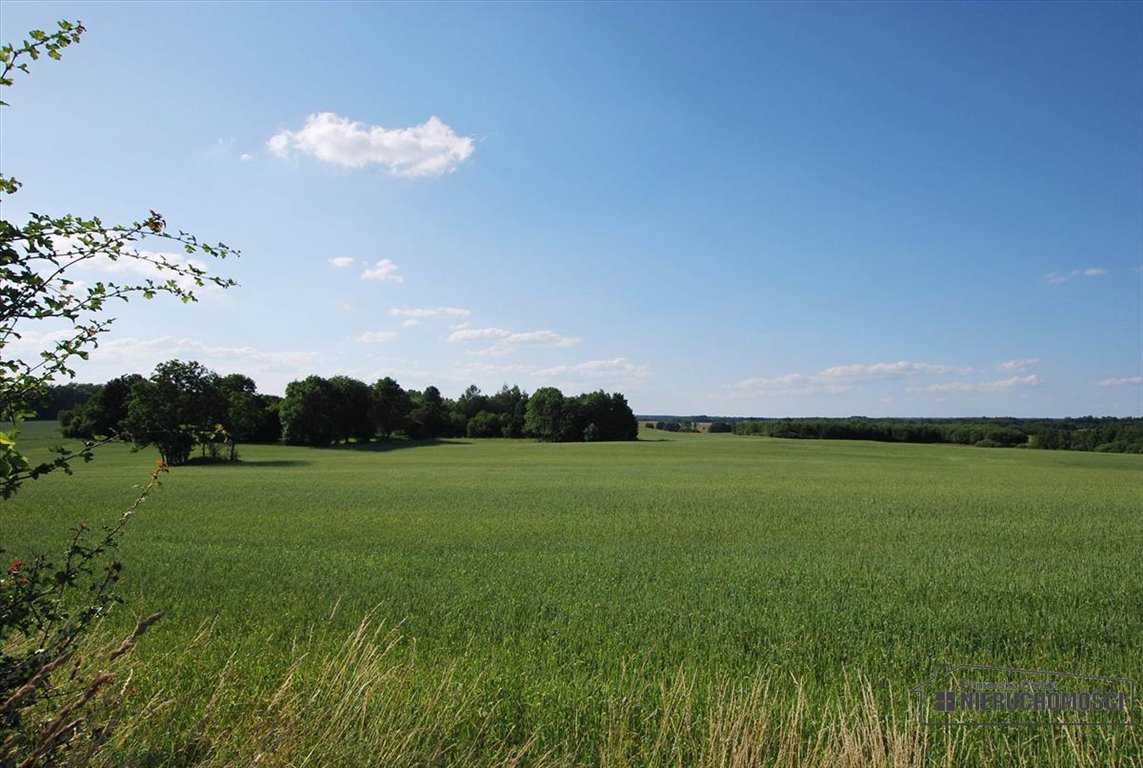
[4,422,1141,766]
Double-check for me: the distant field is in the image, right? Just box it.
[4,421,1141,766]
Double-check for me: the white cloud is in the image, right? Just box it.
[532,357,648,382]
[1044,267,1107,284]
[457,357,648,390]
[726,358,1005,395]
[448,328,575,344]
[927,375,1041,393]
[732,360,969,397]
[817,361,970,379]
[389,307,470,319]
[402,319,422,328]
[329,256,355,268]
[1097,376,1143,387]
[240,153,253,161]
[732,373,851,397]
[997,358,1040,371]
[361,259,404,282]
[355,330,398,343]
[267,112,475,178]
[448,326,580,356]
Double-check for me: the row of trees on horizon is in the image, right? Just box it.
[730,417,1143,453]
[48,361,639,465]
[33,377,1143,461]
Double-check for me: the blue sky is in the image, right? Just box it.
[3,1,1141,416]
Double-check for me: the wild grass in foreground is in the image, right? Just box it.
[3,423,1140,765]
[72,615,1137,767]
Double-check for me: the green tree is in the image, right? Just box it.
[280,376,337,446]
[328,375,373,443]
[218,373,262,460]
[488,384,529,438]
[124,360,225,465]
[371,376,411,438]
[466,410,506,438]
[524,387,566,442]
[408,385,450,438]
[59,373,144,438]
[30,381,99,419]
[456,384,489,421]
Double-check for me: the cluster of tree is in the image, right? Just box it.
[281,379,636,445]
[1028,419,1143,453]
[645,420,698,433]
[523,388,639,442]
[56,365,639,457]
[731,417,1143,452]
[26,382,100,420]
[276,378,532,445]
[60,362,281,464]
[642,420,733,434]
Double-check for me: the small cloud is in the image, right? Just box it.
[240,153,253,161]
[997,358,1039,371]
[267,112,475,178]
[1044,267,1107,284]
[389,307,469,319]
[402,319,422,328]
[1097,376,1143,387]
[532,357,649,385]
[356,330,398,343]
[448,326,579,356]
[817,361,970,379]
[458,357,648,389]
[361,259,404,282]
[927,374,1041,393]
[328,257,355,268]
[731,373,851,397]
[732,360,980,398]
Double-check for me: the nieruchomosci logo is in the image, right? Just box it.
[911,665,1134,727]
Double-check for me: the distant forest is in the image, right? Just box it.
[31,362,638,465]
[642,416,1143,453]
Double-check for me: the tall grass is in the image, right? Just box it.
[86,615,1138,768]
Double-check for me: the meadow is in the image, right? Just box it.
[3,421,1141,766]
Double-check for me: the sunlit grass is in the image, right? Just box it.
[4,422,1140,765]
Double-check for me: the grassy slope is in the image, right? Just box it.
[3,422,1141,764]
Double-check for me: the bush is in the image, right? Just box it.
[466,411,506,439]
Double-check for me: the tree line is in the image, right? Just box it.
[53,360,638,464]
[730,417,1143,452]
